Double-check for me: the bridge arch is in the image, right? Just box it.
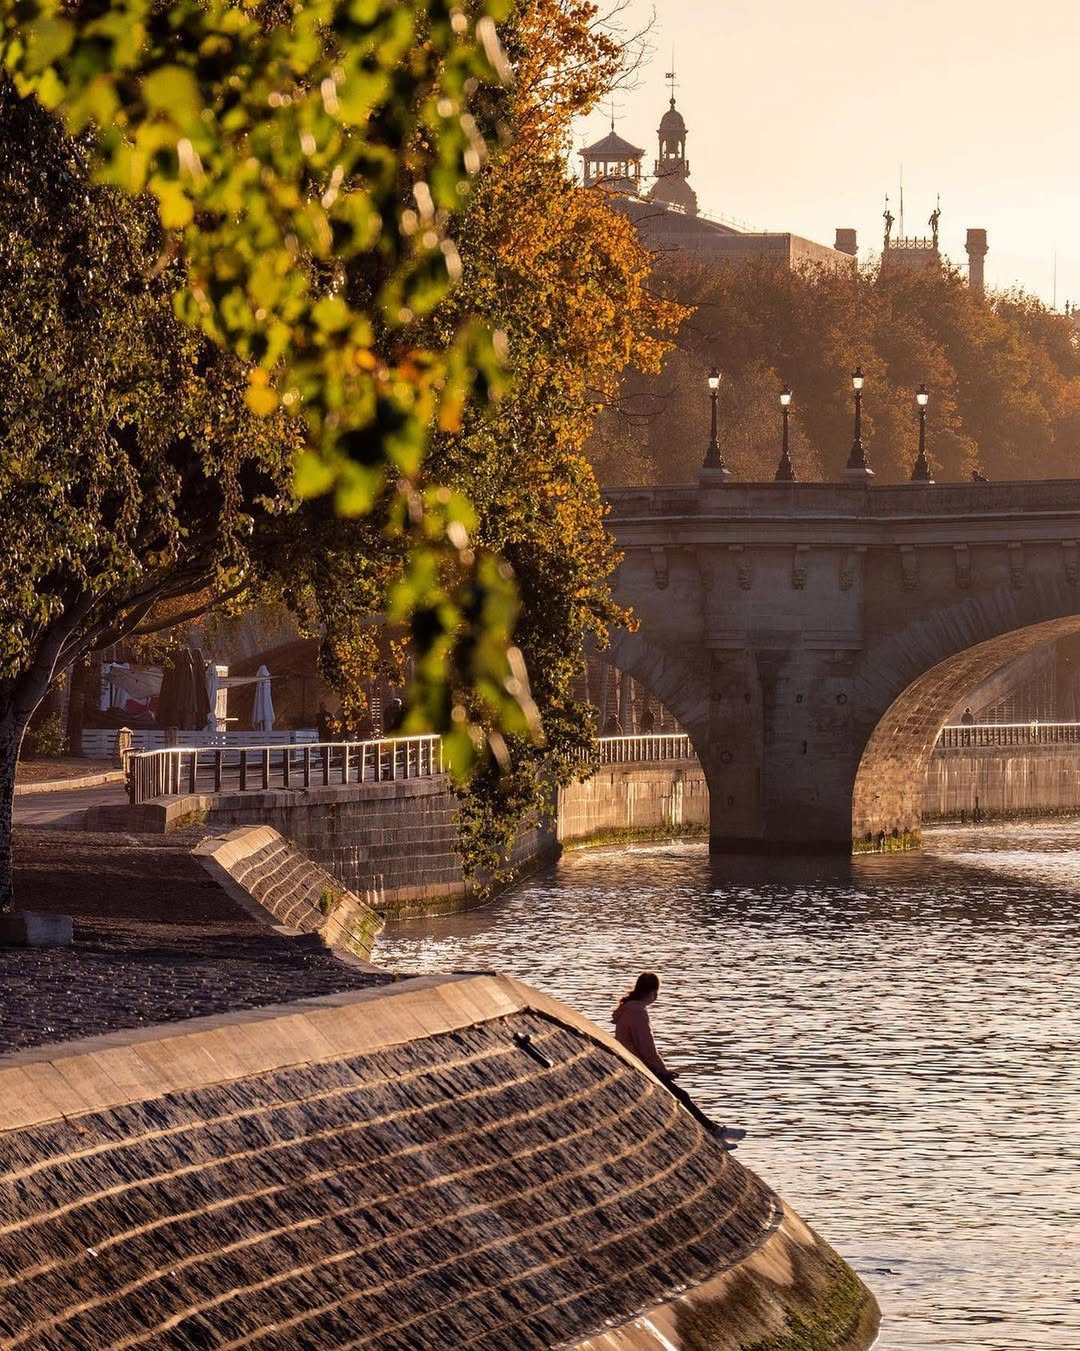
[600,630,708,751]
[852,616,1080,846]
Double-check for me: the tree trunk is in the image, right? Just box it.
[0,695,27,913]
[66,657,91,756]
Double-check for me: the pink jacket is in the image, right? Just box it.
[612,999,669,1077]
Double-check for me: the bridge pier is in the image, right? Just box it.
[699,646,863,854]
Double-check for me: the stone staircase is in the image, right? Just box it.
[195,826,383,961]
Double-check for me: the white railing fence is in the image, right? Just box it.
[128,735,443,805]
[84,728,318,760]
[594,734,695,764]
[937,721,1080,750]
[127,732,697,804]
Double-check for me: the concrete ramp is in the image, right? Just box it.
[0,974,878,1348]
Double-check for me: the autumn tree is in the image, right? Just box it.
[415,0,685,877]
[605,255,1080,485]
[260,0,686,881]
[3,0,536,777]
[0,83,295,908]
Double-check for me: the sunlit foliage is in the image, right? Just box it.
[2,0,539,778]
[597,257,1080,485]
[0,84,295,906]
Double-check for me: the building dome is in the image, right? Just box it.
[579,127,645,197]
[659,98,686,132]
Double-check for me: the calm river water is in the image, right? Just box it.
[374,823,1080,1350]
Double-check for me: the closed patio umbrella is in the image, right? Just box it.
[252,665,275,732]
[205,661,220,732]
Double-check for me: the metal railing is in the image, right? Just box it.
[128,731,698,803]
[594,733,695,764]
[936,721,1080,750]
[128,735,444,805]
[84,727,318,760]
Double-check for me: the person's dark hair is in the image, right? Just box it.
[617,971,660,1009]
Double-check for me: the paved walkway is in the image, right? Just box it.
[13,783,128,828]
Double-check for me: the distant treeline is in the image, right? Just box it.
[588,256,1080,486]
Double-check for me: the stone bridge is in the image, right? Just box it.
[604,479,1080,852]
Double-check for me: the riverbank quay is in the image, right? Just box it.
[925,726,1080,822]
[0,961,880,1349]
[112,738,708,919]
[4,829,389,1053]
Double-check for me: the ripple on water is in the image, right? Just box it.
[374,824,1080,1349]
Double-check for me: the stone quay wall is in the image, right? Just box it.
[203,759,705,917]
[556,760,709,848]
[923,742,1080,820]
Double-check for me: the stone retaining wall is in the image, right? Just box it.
[205,776,484,916]
[198,761,701,917]
[0,972,879,1348]
[557,761,709,847]
[923,744,1080,820]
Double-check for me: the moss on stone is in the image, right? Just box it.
[343,907,383,960]
[562,823,709,852]
[741,1257,875,1350]
[852,828,921,854]
[675,1232,879,1351]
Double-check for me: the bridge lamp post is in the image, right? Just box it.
[843,365,875,479]
[700,366,732,481]
[910,384,934,483]
[775,386,796,481]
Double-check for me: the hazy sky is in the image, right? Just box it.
[576,0,1079,305]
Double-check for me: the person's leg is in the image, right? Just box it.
[659,1076,716,1130]
[658,1075,746,1143]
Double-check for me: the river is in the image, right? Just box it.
[373,822,1080,1349]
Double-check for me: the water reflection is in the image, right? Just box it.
[374,824,1080,1349]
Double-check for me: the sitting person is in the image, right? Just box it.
[612,971,745,1148]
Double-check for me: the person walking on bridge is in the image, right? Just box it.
[612,972,745,1147]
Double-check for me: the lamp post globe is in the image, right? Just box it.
[775,386,796,481]
[701,366,731,480]
[911,383,934,482]
[843,364,874,479]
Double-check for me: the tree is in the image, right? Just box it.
[608,255,1080,485]
[407,0,685,878]
[256,0,686,882]
[3,0,535,776]
[0,84,296,908]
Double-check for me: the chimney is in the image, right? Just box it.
[834,228,858,256]
[965,228,988,299]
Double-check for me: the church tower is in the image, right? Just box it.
[649,86,697,216]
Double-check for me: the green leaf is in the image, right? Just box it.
[293,449,337,499]
[311,295,350,334]
[23,17,75,75]
[142,65,201,119]
[150,177,194,229]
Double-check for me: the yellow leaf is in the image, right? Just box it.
[244,384,279,416]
